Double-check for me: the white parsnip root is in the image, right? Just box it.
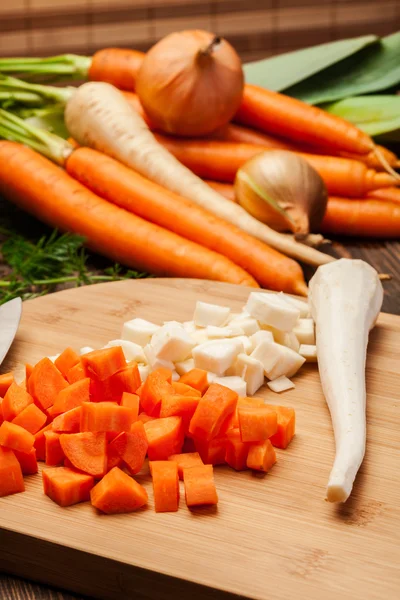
[309,259,383,502]
[65,82,333,267]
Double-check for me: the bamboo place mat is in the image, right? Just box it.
[0,0,398,62]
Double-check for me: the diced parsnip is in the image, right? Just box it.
[80,346,94,356]
[293,319,315,345]
[227,310,249,323]
[144,344,175,371]
[299,344,318,362]
[171,371,180,382]
[121,318,160,347]
[267,376,295,393]
[182,321,197,334]
[251,341,280,375]
[138,364,150,383]
[150,325,194,362]
[260,324,286,345]
[104,340,146,363]
[246,292,300,332]
[206,325,244,338]
[250,330,274,352]
[234,353,265,395]
[235,335,253,355]
[283,332,300,353]
[279,292,309,318]
[190,329,210,345]
[192,339,243,376]
[175,358,195,376]
[194,301,230,327]
[213,376,247,396]
[251,340,305,380]
[227,316,260,336]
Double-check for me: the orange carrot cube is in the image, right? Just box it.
[0,447,24,497]
[238,406,278,442]
[0,420,35,453]
[2,381,33,421]
[90,466,148,514]
[43,466,94,507]
[144,416,184,460]
[12,403,47,435]
[247,440,277,472]
[168,451,204,479]
[150,460,179,512]
[80,402,134,433]
[183,464,218,507]
[189,383,238,441]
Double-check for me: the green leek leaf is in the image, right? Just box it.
[323,95,400,137]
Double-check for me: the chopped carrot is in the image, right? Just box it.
[0,372,14,397]
[0,399,3,426]
[238,406,278,442]
[138,413,156,424]
[25,364,34,384]
[171,382,202,397]
[2,381,33,421]
[52,406,82,433]
[247,440,276,472]
[120,392,140,421]
[150,460,179,512]
[183,464,218,507]
[67,362,86,384]
[144,416,184,460]
[140,368,175,416]
[80,402,134,433]
[60,431,107,478]
[179,369,209,395]
[44,431,65,466]
[109,363,141,399]
[238,397,266,408]
[264,404,295,449]
[168,452,204,480]
[14,448,38,475]
[81,347,126,381]
[0,421,35,453]
[54,347,80,379]
[189,383,238,442]
[160,394,200,431]
[0,446,25,497]
[225,429,250,471]
[43,466,94,507]
[112,421,148,475]
[34,423,53,461]
[12,403,47,434]
[136,383,144,397]
[106,435,123,471]
[90,466,148,514]
[194,436,227,465]
[28,357,68,411]
[51,378,91,416]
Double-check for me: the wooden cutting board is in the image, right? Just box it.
[1,279,399,600]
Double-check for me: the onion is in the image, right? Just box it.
[136,30,244,137]
[234,150,328,239]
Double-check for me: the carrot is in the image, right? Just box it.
[238,406,278,443]
[140,369,175,417]
[14,448,38,475]
[156,135,396,197]
[368,187,400,205]
[43,466,94,507]
[183,464,218,507]
[264,404,296,449]
[106,436,123,472]
[52,407,82,433]
[106,362,141,401]
[0,372,14,397]
[321,197,400,238]
[81,347,126,381]
[54,347,80,379]
[12,403,47,435]
[0,400,4,426]
[34,423,53,461]
[144,416,184,460]
[247,439,277,472]
[51,378,90,416]
[160,395,200,431]
[2,381,33,421]
[0,143,258,287]
[205,180,236,202]
[138,413,155,424]
[121,392,140,420]
[150,460,180,512]
[168,452,204,480]
[28,357,68,411]
[25,364,34,384]
[60,431,107,478]
[225,429,250,471]
[235,84,373,156]
[110,421,148,475]
[171,382,202,397]
[67,362,86,384]
[44,431,65,466]
[0,446,25,497]
[189,383,238,442]
[136,383,145,398]
[0,421,35,453]
[90,466,148,514]
[80,402,134,433]
[194,436,227,466]
[238,397,266,408]
[88,48,145,91]
[179,369,209,395]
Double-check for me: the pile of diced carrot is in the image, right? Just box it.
[0,346,295,514]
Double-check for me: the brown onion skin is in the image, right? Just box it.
[136,30,244,137]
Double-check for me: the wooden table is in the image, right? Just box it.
[1,198,400,600]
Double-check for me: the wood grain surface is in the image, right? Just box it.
[1,278,400,600]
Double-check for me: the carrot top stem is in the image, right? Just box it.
[0,55,91,79]
[0,74,74,105]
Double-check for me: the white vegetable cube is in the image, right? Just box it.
[79,346,94,356]
[293,319,315,345]
[228,316,260,336]
[171,371,180,382]
[250,330,274,351]
[213,376,247,396]
[251,340,280,375]
[279,292,309,318]
[227,311,249,323]
[175,358,195,376]
[150,325,195,362]
[251,340,305,380]
[236,335,253,354]
[283,331,300,353]
[138,364,150,383]
[191,329,210,345]
[206,325,244,338]
[299,344,318,362]
[182,321,197,334]
[121,318,160,347]
[194,301,230,327]
[246,292,300,332]
[267,376,295,393]
[144,344,175,371]
[234,353,265,395]
[105,340,146,363]
[192,339,243,376]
